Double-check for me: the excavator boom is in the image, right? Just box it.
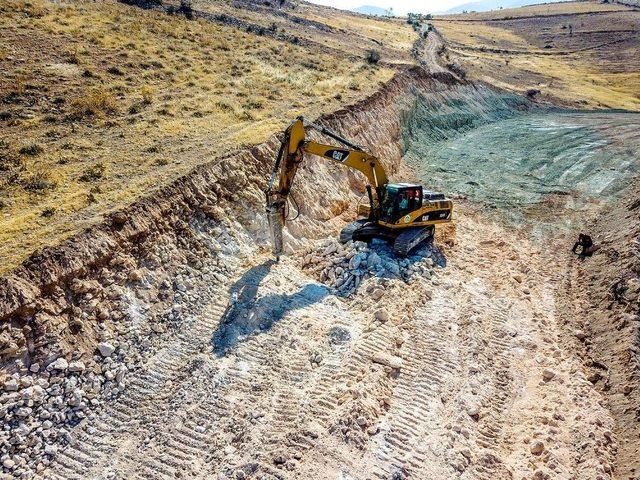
[267,117,387,195]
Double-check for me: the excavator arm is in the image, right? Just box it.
[303,141,387,188]
[265,117,387,258]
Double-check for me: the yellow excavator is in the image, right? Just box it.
[265,117,453,258]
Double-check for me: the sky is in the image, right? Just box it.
[306,0,470,14]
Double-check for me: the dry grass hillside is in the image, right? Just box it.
[434,0,640,110]
[183,0,416,64]
[0,0,414,275]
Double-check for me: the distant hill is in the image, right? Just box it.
[352,5,391,15]
[444,0,570,14]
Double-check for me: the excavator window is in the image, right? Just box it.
[404,188,422,214]
[380,185,422,223]
[398,193,409,210]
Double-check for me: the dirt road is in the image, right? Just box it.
[45,205,615,480]
[414,25,453,77]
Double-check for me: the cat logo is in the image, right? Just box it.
[327,149,349,162]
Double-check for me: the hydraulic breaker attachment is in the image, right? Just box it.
[265,191,285,259]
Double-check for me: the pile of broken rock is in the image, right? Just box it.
[301,239,441,295]
[1,342,125,478]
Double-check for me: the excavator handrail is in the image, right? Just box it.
[299,116,364,152]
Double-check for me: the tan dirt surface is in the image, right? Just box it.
[433,0,640,110]
[41,203,616,480]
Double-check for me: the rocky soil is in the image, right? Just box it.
[559,182,640,479]
[0,213,239,478]
[0,203,619,480]
[299,238,446,296]
[0,48,637,480]
[1,343,125,477]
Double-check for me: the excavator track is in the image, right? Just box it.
[393,226,434,256]
[352,223,397,244]
[339,219,369,243]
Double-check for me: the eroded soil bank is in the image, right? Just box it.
[1,67,639,480]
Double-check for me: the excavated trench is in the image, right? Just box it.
[2,69,640,479]
[400,89,640,479]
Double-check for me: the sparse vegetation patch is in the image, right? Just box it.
[434,1,640,110]
[21,170,56,191]
[19,143,44,156]
[79,163,106,182]
[70,90,119,119]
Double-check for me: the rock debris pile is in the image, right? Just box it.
[1,348,127,478]
[301,239,444,295]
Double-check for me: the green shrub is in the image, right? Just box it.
[22,171,56,191]
[41,207,55,217]
[107,66,124,76]
[70,90,118,119]
[19,143,44,156]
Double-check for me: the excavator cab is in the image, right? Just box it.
[380,184,423,223]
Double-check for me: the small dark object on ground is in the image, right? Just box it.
[111,211,128,226]
[80,163,105,182]
[447,63,467,79]
[19,143,44,156]
[22,172,56,191]
[107,66,124,76]
[366,49,381,65]
[527,89,541,98]
[168,0,194,19]
[572,233,599,258]
[41,207,55,217]
[611,279,627,304]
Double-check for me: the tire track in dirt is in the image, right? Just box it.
[45,288,228,479]
[43,212,619,480]
[466,296,516,480]
[46,262,364,480]
[370,300,461,480]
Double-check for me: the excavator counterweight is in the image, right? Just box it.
[266,117,453,258]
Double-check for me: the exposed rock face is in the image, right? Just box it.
[0,232,237,477]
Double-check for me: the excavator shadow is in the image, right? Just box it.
[211,259,330,356]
